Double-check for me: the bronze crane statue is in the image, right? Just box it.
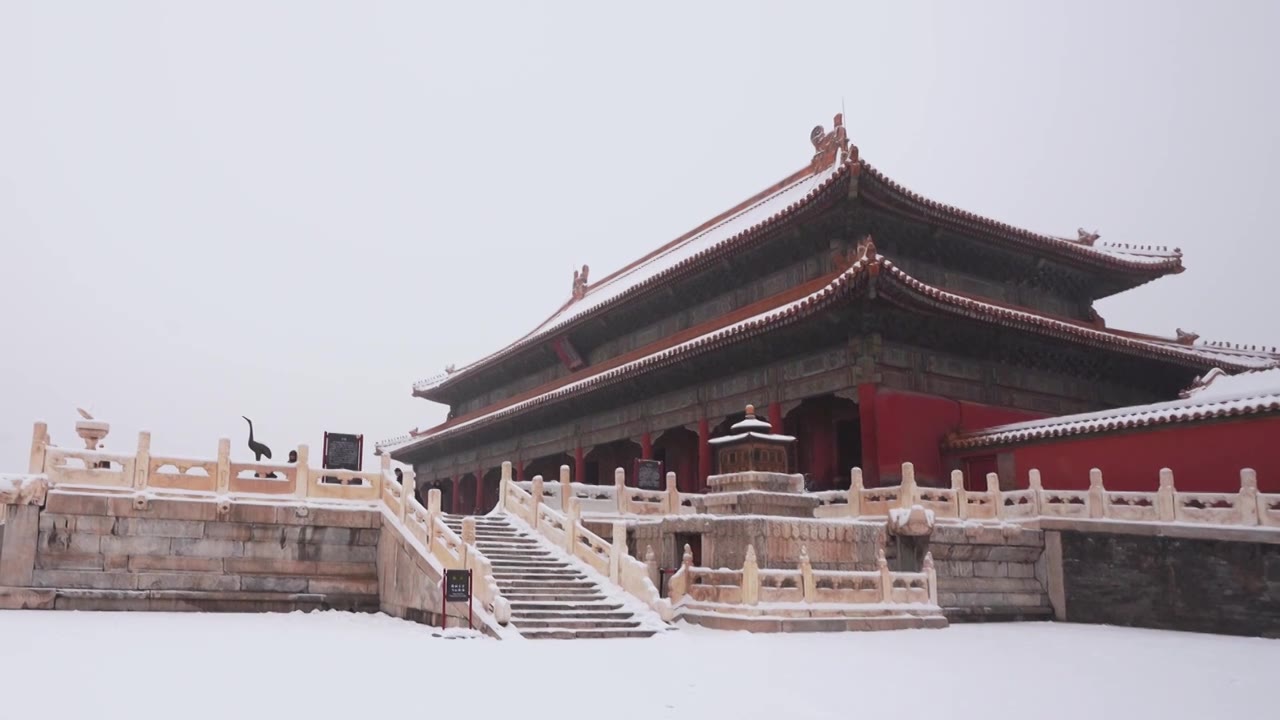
[241,416,272,461]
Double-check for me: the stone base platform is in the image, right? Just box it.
[0,586,379,613]
[699,491,821,518]
[677,604,948,633]
[705,471,804,494]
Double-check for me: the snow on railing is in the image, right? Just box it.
[500,464,673,621]
[23,421,511,628]
[667,543,937,609]
[514,466,703,516]
[812,460,1278,529]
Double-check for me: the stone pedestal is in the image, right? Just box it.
[706,471,804,494]
[700,491,821,518]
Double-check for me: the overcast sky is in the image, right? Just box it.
[2,1,1278,470]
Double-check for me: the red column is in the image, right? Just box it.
[574,445,586,484]
[858,383,879,487]
[474,467,484,515]
[641,432,653,460]
[515,459,524,482]
[697,417,711,492]
[450,476,460,514]
[768,402,783,434]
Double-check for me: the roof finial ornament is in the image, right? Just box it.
[1077,228,1100,246]
[572,264,590,301]
[1175,328,1200,346]
[810,113,852,172]
[444,364,456,374]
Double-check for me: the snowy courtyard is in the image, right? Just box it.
[2,611,1275,720]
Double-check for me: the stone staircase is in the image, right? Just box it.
[442,514,661,639]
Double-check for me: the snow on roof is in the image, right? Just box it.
[708,432,797,446]
[412,159,852,396]
[730,414,773,433]
[947,367,1280,450]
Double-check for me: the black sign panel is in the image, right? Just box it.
[323,433,362,471]
[444,569,471,602]
[635,459,664,491]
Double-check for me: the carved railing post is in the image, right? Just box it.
[644,544,660,590]
[401,468,416,523]
[216,438,231,493]
[986,472,1001,519]
[666,471,679,514]
[426,488,441,553]
[28,421,48,474]
[567,498,580,552]
[134,431,151,490]
[849,467,863,517]
[742,545,759,606]
[1240,468,1260,526]
[877,548,893,603]
[462,516,477,547]
[1088,468,1105,519]
[951,469,966,520]
[1157,468,1176,522]
[609,521,626,583]
[799,545,815,602]
[614,467,626,514]
[900,462,917,509]
[923,551,938,606]
[559,463,571,513]
[531,474,544,528]
[669,544,694,603]
[1028,469,1043,516]
[295,445,311,498]
[499,461,512,512]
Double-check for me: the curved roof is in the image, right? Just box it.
[946,367,1280,451]
[416,130,1185,401]
[384,251,1275,458]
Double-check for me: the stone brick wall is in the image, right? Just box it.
[926,524,1050,621]
[20,490,380,611]
[1058,528,1280,638]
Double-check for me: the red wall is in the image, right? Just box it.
[967,416,1280,493]
[866,388,1049,486]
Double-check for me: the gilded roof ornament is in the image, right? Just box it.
[810,113,852,171]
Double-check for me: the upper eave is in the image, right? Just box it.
[854,161,1185,286]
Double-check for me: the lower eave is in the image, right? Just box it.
[386,252,1269,461]
[945,400,1280,453]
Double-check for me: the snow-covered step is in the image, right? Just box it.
[442,514,664,639]
[509,602,624,612]
[513,610,636,621]
[518,629,657,640]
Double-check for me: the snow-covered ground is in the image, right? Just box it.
[2,611,1275,720]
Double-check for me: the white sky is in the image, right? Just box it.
[3,1,1278,470]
